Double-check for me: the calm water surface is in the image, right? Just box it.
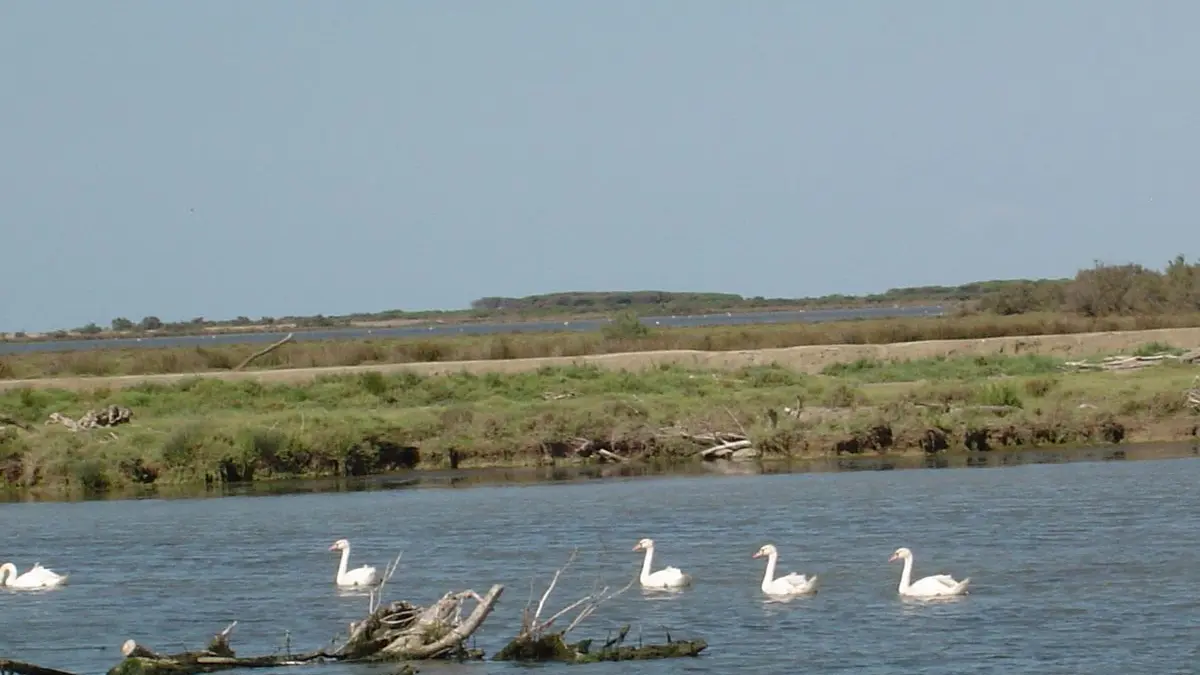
[4,455,1200,674]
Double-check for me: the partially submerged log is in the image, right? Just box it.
[107,623,331,675]
[493,628,707,663]
[493,550,705,664]
[0,658,78,675]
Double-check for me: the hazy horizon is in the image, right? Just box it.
[3,2,1197,332]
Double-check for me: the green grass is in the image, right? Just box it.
[821,354,1065,383]
[1,358,1196,497]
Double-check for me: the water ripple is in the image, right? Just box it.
[2,457,1199,673]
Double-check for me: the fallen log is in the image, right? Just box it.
[106,623,331,675]
[493,550,705,664]
[0,658,78,675]
[493,629,707,663]
[697,439,756,461]
[568,438,627,463]
[1062,348,1200,372]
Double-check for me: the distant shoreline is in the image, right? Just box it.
[0,302,936,347]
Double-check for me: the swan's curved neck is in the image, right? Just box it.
[761,552,779,590]
[898,555,914,592]
[0,562,15,586]
[336,547,351,584]
[639,546,655,582]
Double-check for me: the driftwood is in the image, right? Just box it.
[657,425,760,462]
[0,659,78,675]
[568,438,627,463]
[232,333,295,371]
[107,622,335,675]
[493,550,705,664]
[46,405,132,431]
[337,585,503,660]
[104,558,502,675]
[1187,376,1200,411]
[1063,348,1200,372]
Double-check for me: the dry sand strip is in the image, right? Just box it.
[3,326,1200,393]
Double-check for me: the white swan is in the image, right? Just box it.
[0,562,68,589]
[329,539,380,587]
[752,544,818,596]
[632,538,691,589]
[888,547,969,598]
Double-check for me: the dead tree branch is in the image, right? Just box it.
[493,551,704,663]
[233,333,295,371]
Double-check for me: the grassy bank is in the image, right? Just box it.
[2,351,1197,496]
[5,311,1200,382]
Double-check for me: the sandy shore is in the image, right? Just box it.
[3,326,1199,393]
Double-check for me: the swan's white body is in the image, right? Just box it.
[633,538,691,589]
[329,539,380,587]
[889,547,969,597]
[0,562,68,589]
[752,544,817,596]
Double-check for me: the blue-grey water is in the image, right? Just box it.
[0,306,943,355]
[5,451,1198,674]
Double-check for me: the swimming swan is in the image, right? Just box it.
[632,538,691,589]
[0,562,68,589]
[753,544,818,596]
[329,539,380,587]
[888,547,969,598]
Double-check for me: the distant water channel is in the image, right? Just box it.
[3,442,1199,674]
[0,305,943,355]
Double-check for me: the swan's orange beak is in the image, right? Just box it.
[888,553,898,562]
[752,551,762,559]
[329,544,338,551]
[632,544,641,551]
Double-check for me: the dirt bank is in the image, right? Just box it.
[3,326,1199,393]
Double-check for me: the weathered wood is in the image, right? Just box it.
[0,658,78,675]
[1063,348,1200,372]
[232,333,294,371]
[46,405,132,431]
[697,439,754,460]
[337,585,504,661]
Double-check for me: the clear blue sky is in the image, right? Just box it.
[2,1,1197,332]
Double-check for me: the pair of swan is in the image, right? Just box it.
[0,562,69,590]
[633,539,816,596]
[752,545,970,598]
[330,538,381,588]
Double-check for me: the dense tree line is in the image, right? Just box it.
[977,255,1199,317]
